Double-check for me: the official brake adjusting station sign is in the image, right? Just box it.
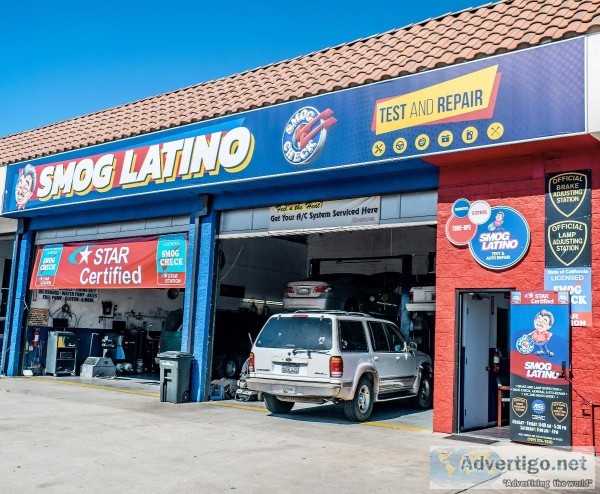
[446,199,530,270]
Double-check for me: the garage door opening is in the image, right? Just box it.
[211,223,437,415]
[23,232,187,393]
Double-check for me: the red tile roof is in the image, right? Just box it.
[1,0,599,166]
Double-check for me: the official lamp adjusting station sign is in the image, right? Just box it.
[4,38,585,215]
[31,234,187,289]
[446,199,530,270]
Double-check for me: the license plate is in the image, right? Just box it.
[282,364,299,374]
[297,287,310,295]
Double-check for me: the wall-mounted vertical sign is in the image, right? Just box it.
[509,290,571,446]
[156,234,187,286]
[34,244,64,288]
[544,170,592,326]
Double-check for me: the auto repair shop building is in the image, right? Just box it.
[1,0,600,448]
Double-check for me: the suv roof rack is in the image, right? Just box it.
[292,310,373,317]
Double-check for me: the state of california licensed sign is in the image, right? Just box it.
[468,206,530,270]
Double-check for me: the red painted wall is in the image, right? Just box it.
[432,137,600,449]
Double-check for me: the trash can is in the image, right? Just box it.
[157,351,193,403]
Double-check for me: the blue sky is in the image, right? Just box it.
[0,1,490,138]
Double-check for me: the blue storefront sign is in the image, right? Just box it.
[2,37,585,216]
[468,206,530,270]
[156,234,187,287]
[35,244,64,288]
[544,267,592,327]
[509,291,571,446]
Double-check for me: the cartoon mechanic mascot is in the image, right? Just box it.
[487,211,505,231]
[15,164,37,210]
[528,309,555,358]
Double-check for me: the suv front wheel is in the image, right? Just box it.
[344,375,374,422]
[412,374,433,409]
[264,394,295,414]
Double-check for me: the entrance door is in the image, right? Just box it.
[462,294,491,430]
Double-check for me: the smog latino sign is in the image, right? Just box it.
[509,291,571,446]
[446,199,530,270]
[4,38,584,215]
[31,234,187,289]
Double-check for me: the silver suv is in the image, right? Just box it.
[246,311,432,422]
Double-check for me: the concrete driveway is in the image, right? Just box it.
[0,377,596,493]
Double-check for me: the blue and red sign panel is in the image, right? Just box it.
[3,38,585,215]
[509,290,571,446]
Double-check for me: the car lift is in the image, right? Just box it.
[308,255,413,338]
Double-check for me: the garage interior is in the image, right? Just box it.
[19,218,188,391]
[25,286,184,383]
[212,218,437,404]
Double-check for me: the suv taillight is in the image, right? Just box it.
[330,356,343,378]
[409,291,414,302]
[249,352,255,372]
[314,285,332,294]
[285,286,294,294]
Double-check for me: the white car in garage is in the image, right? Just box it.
[246,310,432,421]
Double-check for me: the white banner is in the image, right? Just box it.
[269,196,381,233]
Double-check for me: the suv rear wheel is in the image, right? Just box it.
[343,375,374,422]
[264,394,295,414]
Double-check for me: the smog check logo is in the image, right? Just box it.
[516,334,534,355]
[282,107,337,166]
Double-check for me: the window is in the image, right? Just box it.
[256,317,332,350]
[164,309,183,332]
[338,320,368,352]
[368,321,390,352]
[385,324,405,352]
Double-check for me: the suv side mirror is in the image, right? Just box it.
[408,341,417,352]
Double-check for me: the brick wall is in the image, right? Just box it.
[434,144,600,449]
